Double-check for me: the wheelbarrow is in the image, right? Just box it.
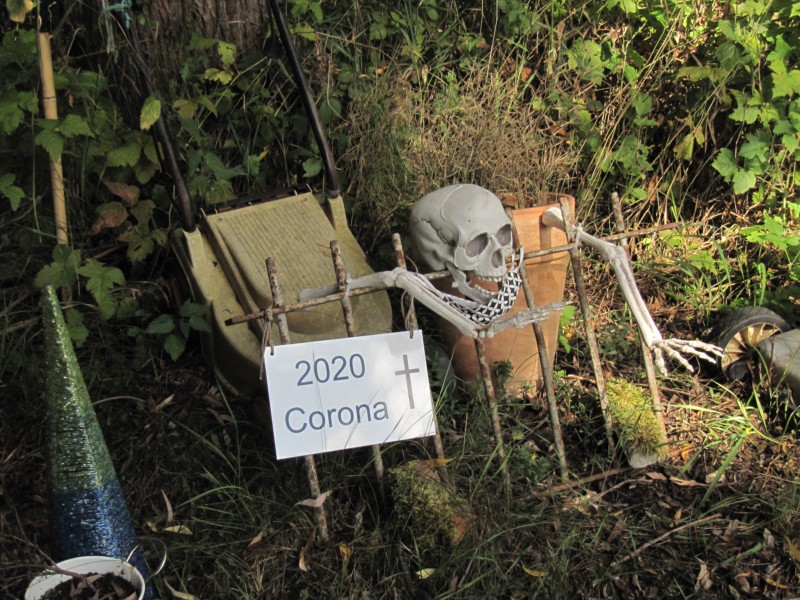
[129,0,392,395]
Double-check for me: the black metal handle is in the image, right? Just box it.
[267,0,340,197]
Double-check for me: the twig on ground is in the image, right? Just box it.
[611,513,723,567]
[534,466,631,495]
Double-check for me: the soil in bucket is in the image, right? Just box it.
[40,572,138,600]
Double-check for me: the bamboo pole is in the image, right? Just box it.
[37,33,68,248]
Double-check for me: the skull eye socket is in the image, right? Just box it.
[464,233,489,257]
[496,224,512,246]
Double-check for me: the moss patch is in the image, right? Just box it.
[390,460,475,557]
[606,378,667,466]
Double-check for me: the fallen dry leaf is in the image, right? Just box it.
[104,180,141,205]
[164,580,199,599]
[522,565,545,577]
[784,536,800,566]
[695,560,713,591]
[339,542,352,568]
[670,477,705,487]
[298,526,317,572]
[765,577,789,589]
[246,533,264,549]
[163,524,192,535]
[296,489,333,509]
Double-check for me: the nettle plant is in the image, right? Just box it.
[678,0,800,307]
[0,10,209,358]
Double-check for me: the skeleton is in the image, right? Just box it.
[300,184,721,374]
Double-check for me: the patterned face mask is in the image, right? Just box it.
[425,248,523,325]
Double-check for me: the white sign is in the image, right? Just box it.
[264,331,435,459]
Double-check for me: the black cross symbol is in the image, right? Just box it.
[395,353,420,409]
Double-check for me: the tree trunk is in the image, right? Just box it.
[141,0,270,75]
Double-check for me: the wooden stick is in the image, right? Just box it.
[610,192,666,435]
[266,258,329,543]
[507,208,569,481]
[330,241,386,501]
[392,234,447,463]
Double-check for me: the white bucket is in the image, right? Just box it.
[25,555,145,600]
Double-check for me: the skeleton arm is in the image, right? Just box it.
[299,267,561,339]
[542,207,721,373]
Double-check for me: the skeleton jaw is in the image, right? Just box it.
[445,250,520,305]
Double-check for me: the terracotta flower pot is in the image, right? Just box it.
[435,195,572,394]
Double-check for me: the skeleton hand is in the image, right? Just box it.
[652,339,723,375]
[542,207,722,374]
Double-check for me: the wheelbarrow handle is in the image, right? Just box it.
[267,0,340,198]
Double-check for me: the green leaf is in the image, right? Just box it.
[730,93,759,124]
[217,41,237,68]
[773,69,800,99]
[94,289,118,320]
[146,313,176,335]
[78,259,125,293]
[203,68,233,85]
[0,172,24,210]
[59,114,94,138]
[673,133,694,161]
[163,333,186,361]
[34,128,64,160]
[678,66,719,83]
[130,199,155,224]
[173,99,197,119]
[139,96,162,131]
[0,98,24,135]
[244,154,260,177]
[712,148,738,180]
[632,93,652,117]
[739,131,771,161]
[64,308,89,347]
[716,42,743,69]
[188,34,217,50]
[294,24,316,42]
[34,246,82,288]
[310,2,323,22]
[195,95,218,117]
[188,315,212,333]
[107,140,142,167]
[717,20,738,42]
[767,35,793,66]
[302,157,322,178]
[204,152,243,180]
[607,0,638,14]
[6,0,34,22]
[782,134,799,154]
[127,230,155,263]
[733,169,757,194]
[179,300,206,318]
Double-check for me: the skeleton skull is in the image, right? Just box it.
[410,184,514,303]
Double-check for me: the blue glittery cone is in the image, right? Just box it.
[41,286,154,598]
